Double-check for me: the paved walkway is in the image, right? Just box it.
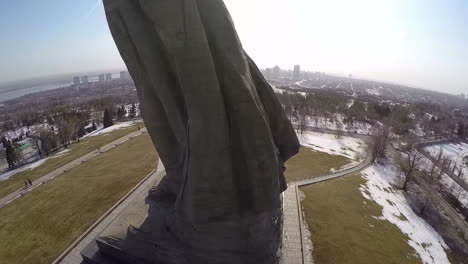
[293,149,373,187]
[53,159,164,264]
[0,128,147,208]
[282,131,373,264]
[282,185,306,264]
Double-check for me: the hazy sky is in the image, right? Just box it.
[0,0,467,94]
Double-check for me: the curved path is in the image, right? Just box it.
[282,130,467,264]
[0,128,147,208]
[282,131,372,264]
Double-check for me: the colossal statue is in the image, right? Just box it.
[85,1,300,263]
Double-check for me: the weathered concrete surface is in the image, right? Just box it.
[53,160,164,264]
[281,185,305,264]
[89,0,300,263]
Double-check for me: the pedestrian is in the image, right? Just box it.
[24,181,28,189]
[137,126,140,131]
[28,179,32,186]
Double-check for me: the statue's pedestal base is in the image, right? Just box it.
[81,240,111,264]
[80,168,283,264]
[81,170,165,264]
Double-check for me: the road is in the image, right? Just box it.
[0,128,147,208]
[414,176,468,241]
[414,143,468,192]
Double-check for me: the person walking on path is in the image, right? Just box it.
[27,179,32,186]
[24,181,29,189]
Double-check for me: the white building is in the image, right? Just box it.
[73,77,80,85]
[120,71,129,80]
[293,65,301,81]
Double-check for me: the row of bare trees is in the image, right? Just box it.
[394,144,467,214]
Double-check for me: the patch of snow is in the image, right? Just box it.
[297,131,366,161]
[304,114,373,135]
[0,146,73,181]
[347,99,355,109]
[361,161,450,264]
[272,85,284,94]
[82,121,138,138]
[418,155,468,206]
[424,142,468,183]
[0,159,47,181]
[51,149,70,158]
[366,88,381,96]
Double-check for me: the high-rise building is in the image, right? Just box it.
[120,71,129,80]
[99,74,105,83]
[293,65,301,81]
[106,73,112,81]
[73,77,80,85]
[82,76,89,84]
[272,66,280,80]
[264,68,272,80]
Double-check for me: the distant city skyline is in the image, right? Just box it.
[0,0,467,95]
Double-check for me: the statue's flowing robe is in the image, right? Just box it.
[103,0,299,263]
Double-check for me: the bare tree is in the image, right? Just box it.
[297,93,310,134]
[298,108,308,135]
[30,130,43,159]
[371,122,390,162]
[92,111,102,126]
[38,128,57,156]
[57,114,74,148]
[456,168,464,180]
[397,150,422,192]
[335,117,344,139]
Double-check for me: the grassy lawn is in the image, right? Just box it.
[0,122,143,199]
[300,174,422,264]
[0,133,158,264]
[284,146,352,182]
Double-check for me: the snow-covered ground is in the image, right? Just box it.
[297,131,366,170]
[418,154,468,207]
[0,148,70,181]
[347,99,354,109]
[424,142,468,183]
[82,120,138,138]
[366,87,382,96]
[305,114,373,135]
[361,161,450,264]
[0,121,140,181]
[272,85,284,94]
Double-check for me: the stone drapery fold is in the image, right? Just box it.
[103,1,299,262]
